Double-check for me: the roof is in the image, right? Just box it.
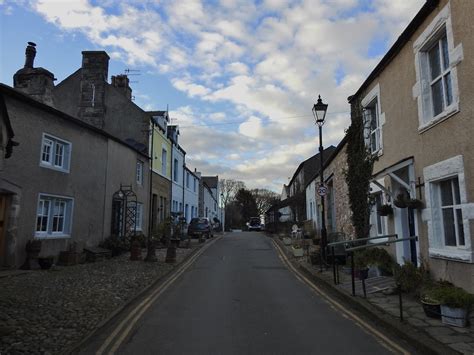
[202,176,218,189]
[305,135,348,189]
[0,83,149,158]
[288,146,336,188]
[349,0,439,102]
[184,165,200,179]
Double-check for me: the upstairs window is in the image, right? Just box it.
[136,160,144,185]
[161,149,167,175]
[40,134,71,172]
[363,99,381,154]
[427,32,453,117]
[173,159,179,182]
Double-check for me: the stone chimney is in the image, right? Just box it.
[13,42,55,106]
[78,51,110,129]
[111,74,132,100]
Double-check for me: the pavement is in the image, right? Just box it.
[274,235,474,355]
[84,231,413,355]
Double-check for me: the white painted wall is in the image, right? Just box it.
[171,145,185,214]
[184,168,199,223]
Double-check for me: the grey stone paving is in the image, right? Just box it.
[0,246,196,355]
[279,238,474,355]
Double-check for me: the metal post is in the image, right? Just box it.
[335,260,339,285]
[399,284,403,321]
[319,125,327,263]
[332,246,336,285]
[362,278,367,298]
[351,252,355,296]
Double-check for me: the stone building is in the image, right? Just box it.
[0,43,149,268]
[349,0,474,291]
[305,137,354,238]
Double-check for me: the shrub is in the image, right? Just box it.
[393,261,429,294]
[432,284,474,309]
[353,247,395,274]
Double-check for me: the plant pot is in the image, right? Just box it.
[292,246,304,257]
[38,257,54,270]
[440,305,469,327]
[393,199,408,209]
[408,199,424,210]
[421,300,441,319]
[283,237,292,246]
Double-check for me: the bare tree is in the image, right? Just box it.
[250,188,281,216]
[219,179,246,207]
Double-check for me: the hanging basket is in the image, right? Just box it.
[377,204,393,216]
[393,193,409,208]
[408,198,424,210]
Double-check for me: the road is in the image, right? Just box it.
[95,232,408,354]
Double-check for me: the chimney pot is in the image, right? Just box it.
[24,42,37,68]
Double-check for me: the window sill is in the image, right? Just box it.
[40,163,70,174]
[35,234,71,240]
[429,247,473,263]
[418,103,459,134]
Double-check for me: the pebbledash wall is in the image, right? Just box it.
[351,0,474,291]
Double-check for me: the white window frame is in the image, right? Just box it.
[369,180,389,243]
[423,156,474,262]
[40,133,72,173]
[173,158,179,182]
[35,194,74,238]
[413,3,463,133]
[161,148,167,176]
[136,160,144,185]
[361,84,384,156]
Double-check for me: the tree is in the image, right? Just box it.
[235,188,258,223]
[250,188,280,216]
[219,179,246,207]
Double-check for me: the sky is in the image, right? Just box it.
[0,0,425,192]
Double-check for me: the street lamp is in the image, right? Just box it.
[312,95,328,263]
[220,193,225,234]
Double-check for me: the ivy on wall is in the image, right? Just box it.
[345,96,376,240]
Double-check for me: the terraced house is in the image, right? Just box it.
[350,0,474,291]
[0,44,150,267]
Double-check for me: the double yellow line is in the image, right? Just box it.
[96,237,221,354]
[272,240,410,355]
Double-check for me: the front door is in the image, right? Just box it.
[0,194,9,267]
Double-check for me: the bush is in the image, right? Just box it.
[432,284,474,309]
[353,247,395,274]
[99,235,129,256]
[393,261,429,294]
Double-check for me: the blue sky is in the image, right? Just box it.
[0,0,424,192]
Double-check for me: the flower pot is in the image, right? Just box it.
[421,300,441,319]
[440,305,469,327]
[408,199,424,210]
[283,237,292,246]
[38,257,54,270]
[292,246,304,257]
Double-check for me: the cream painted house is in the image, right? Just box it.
[350,0,474,291]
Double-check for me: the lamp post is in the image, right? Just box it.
[220,193,225,234]
[312,95,328,262]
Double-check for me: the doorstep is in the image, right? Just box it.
[272,235,471,355]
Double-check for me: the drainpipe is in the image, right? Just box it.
[182,157,185,222]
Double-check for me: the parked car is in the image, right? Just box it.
[187,217,213,239]
[248,217,262,231]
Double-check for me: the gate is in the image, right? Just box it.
[111,185,138,238]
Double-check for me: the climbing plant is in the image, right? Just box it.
[345,96,376,240]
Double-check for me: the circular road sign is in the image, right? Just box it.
[317,184,328,197]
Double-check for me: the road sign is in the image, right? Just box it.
[317,184,328,196]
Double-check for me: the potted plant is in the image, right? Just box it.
[58,242,80,266]
[38,256,54,270]
[291,242,304,257]
[432,284,474,327]
[354,251,370,280]
[420,285,441,319]
[282,237,292,246]
[393,261,424,294]
[377,204,393,216]
[393,193,409,208]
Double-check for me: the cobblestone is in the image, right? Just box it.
[0,246,196,355]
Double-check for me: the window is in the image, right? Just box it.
[186,172,190,188]
[363,100,380,154]
[370,193,386,236]
[438,178,464,247]
[361,84,383,155]
[40,134,71,172]
[161,149,167,175]
[424,155,472,262]
[413,4,462,131]
[136,160,144,185]
[35,194,73,237]
[173,159,179,182]
[193,178,196,192]
[129,202,143,231]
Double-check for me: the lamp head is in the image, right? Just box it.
[312,95,328,127]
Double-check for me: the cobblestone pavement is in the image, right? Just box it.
[0,245,197,355]
[277,237,474,355]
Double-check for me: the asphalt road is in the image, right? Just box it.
[116,232,399,355]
